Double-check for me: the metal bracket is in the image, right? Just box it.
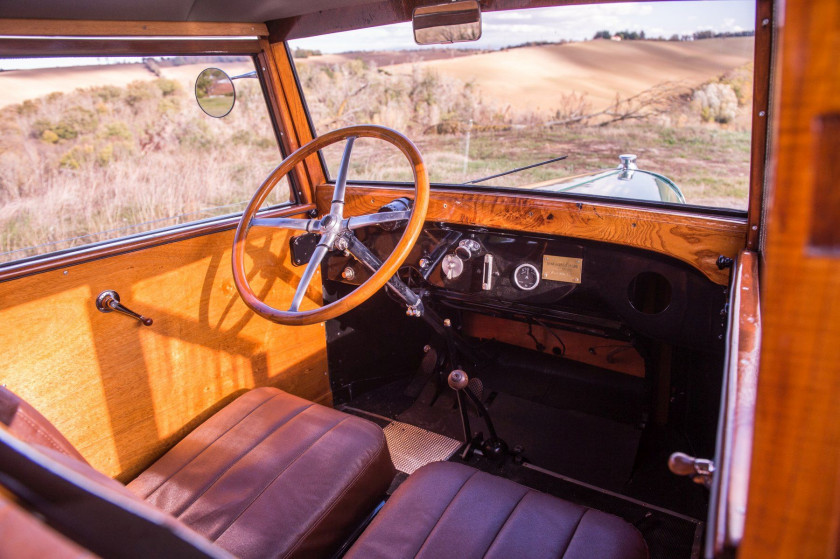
[289,233,320,267]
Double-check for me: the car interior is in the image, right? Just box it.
[3,0,835,558]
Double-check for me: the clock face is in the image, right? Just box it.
[513,263,540,290]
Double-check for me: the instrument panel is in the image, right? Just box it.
[320,222,728,350]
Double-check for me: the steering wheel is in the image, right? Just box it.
[232,125,429,326]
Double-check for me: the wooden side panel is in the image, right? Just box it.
[740,1,840,557]
[318,184,747,285]
[0,227,328,482]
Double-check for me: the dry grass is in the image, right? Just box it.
[0,73,288,263]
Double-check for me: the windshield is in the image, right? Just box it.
[290,0,755,210]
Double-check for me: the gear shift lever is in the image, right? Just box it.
[447,369,508,459]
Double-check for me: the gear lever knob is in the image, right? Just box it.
[448,369,469,391]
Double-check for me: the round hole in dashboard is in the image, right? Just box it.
[628,272,672,315]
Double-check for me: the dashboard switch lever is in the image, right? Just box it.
[482,254,494,290]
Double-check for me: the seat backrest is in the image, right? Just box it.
[0,385,87,463]
[0,386,231,559]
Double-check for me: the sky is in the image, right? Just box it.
[289,0,755,53]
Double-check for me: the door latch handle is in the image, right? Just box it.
[95,290,153,326]
[668,451,715,488]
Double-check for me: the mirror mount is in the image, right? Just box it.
[413,0,482,45]
[230,70,258,80]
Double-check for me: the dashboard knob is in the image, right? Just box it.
[442,254,464,279]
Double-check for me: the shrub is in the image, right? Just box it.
[60,106,99,136]
[693,83,738,124]
[126,81,156,107]
[15,99,41,116]
[41,130,59,144]
[103,121,132,141]
[92,85,122,102]
[31,119,53,138]
[156,78,180,97]
[59,151,80,170]
[96,143,114,166]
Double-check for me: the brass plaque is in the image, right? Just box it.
[542,255,583,283]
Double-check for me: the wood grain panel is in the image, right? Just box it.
[0,227,329,482]
[0,38,261,57]
[317,184,747,285]
[462,313,645,378]
[709,250,760,555]
[739,1,840,557]
[0,19,268,37]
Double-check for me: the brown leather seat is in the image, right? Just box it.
[2,386,648,559]
[0,385,395,559]
[127,387,395,558]
[345,461,649,559]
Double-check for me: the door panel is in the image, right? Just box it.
[0,226,328,482]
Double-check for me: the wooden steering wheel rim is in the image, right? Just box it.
[232,125,429,326]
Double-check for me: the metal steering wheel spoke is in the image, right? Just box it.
[344,210,411,230]
[250,216,314,231]
[289,241,331,312]
[231,125,429,326]
[330,136,356,220]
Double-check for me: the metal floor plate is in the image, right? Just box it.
[383,421,462,474]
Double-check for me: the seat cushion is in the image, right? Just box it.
[128,387,395,559]
[345,461,648,559]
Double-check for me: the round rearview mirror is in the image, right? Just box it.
[195,68,235,118]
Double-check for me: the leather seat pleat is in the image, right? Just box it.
[129,387,395,559]
[129,390,295,500]
[345,461,648,559]
[177,414,346,537]
[415,469,531,559]
[482,491,586,559]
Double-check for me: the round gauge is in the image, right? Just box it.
[513,263,540,290]
[442,253,464,280]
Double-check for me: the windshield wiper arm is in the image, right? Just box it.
[462,155,568,185]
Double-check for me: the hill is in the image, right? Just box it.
[381,37,753,113]
[0,61,254,109]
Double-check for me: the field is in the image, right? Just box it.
[0,38,753,264]
[300,37,753,207]
[0,60,287,263]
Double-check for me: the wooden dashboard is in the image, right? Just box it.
[316,184,747,286]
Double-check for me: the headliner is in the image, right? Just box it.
[0,0,379,24]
